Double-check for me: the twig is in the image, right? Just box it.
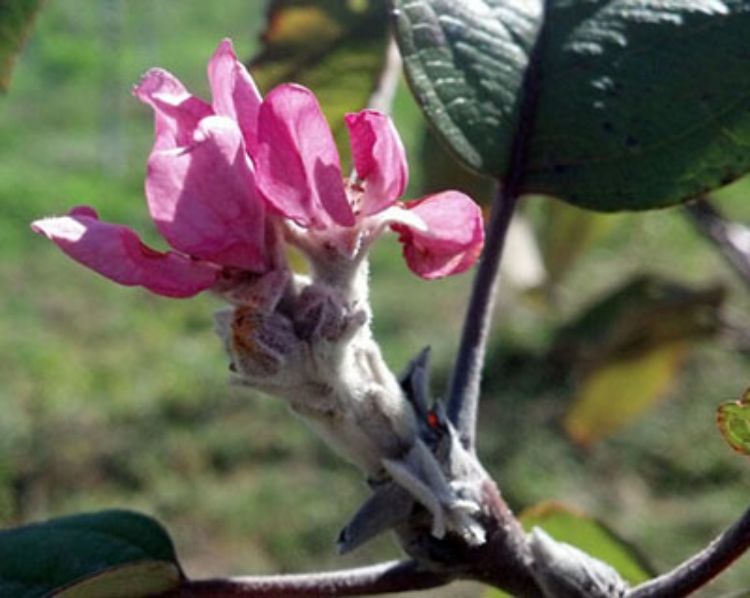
[367,37,402,113]
[684,197,750,290]
[162,559,450,597]
[446,185,519,449]
[627,504,750,598]
[443,0,547,449]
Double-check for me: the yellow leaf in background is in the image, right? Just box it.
[549,276,724,446]
[564,341,687,446]
[263,6,340,45]
[249,0,389,165]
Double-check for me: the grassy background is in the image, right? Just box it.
[2,2,750,596]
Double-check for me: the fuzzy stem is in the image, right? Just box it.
[446,185,520,450]
[367,37,402,113]
[161,560,449,597]
[443,0,546,449]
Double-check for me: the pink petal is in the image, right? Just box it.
[145,115,268,272]
[345,110,408,215]
[207,39,263,153]
[31,207,219,298]
[255,84,354,228]
[133,68,213,150]
[390,191,485,279]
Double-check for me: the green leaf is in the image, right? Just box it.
[0,510,182,598]
[392,0,750,211]
[484,501,653,597]
[552,275,725,445]
[250,0,390,162]
[717,388,750,455]
[0,0,44,92]
[521,502,654,584]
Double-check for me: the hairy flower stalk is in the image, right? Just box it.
[32,39,488,551]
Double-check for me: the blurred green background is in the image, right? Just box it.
[2,1,750,596]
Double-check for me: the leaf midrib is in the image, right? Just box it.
[493,0,550,192]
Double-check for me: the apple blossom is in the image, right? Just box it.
[254,84,485,280]
[30,37,491,551]
[31,205,220,298]
[32,40,274,298]
[32,39,484,299]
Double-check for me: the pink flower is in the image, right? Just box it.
[32,38,484,299]
[32,40,271,298]
[32,206,219,298]
[253,85,484,279]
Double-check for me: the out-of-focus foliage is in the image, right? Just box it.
[552,276,726,365]
[0,510,180,597]
[250,0,389,163]
[553,276,726,445]
[564,341,689,447]
[537,199,619,293]
[0,0,44,91]
[717,388,750,456]
[393,0,750,211]
[419,126,494,205]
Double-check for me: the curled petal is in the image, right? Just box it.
[208,38,262,153]
[134,68,213,150]
[389,191,485,279]
[345,110,408,215]
[31,207,219,298]
[146,115,268,272]
[255,84,354,228]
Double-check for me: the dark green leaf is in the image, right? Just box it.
[0,510,182,598]
[392,0,750,211]
[250,0,390,162]
[0,0,44,92]
[717,388,750,455]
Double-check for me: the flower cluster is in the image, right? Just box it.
[32,39,484,299]
[31,40,490,549]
